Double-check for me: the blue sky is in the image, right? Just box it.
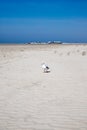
[0,0,87,43]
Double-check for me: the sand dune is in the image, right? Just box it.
[0,44,87,130]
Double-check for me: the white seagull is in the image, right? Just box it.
[41,63,50,73]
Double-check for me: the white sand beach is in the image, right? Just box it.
[0,44,87,130]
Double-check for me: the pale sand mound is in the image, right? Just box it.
[0,44,87,130]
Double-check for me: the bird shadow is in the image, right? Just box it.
[44,70,51,73]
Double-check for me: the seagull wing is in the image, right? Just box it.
[46,66,49,69]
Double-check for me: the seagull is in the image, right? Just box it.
[41,63,50,73]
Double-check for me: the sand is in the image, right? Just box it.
[0,44,87,130]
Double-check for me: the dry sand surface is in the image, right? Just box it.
[0,44,87,130]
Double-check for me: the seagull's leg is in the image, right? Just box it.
[45,68,47,73]
[44,69,45,73]
[44,68,47,73]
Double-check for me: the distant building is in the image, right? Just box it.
[24,41,63,45]
[48,41,62,44]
